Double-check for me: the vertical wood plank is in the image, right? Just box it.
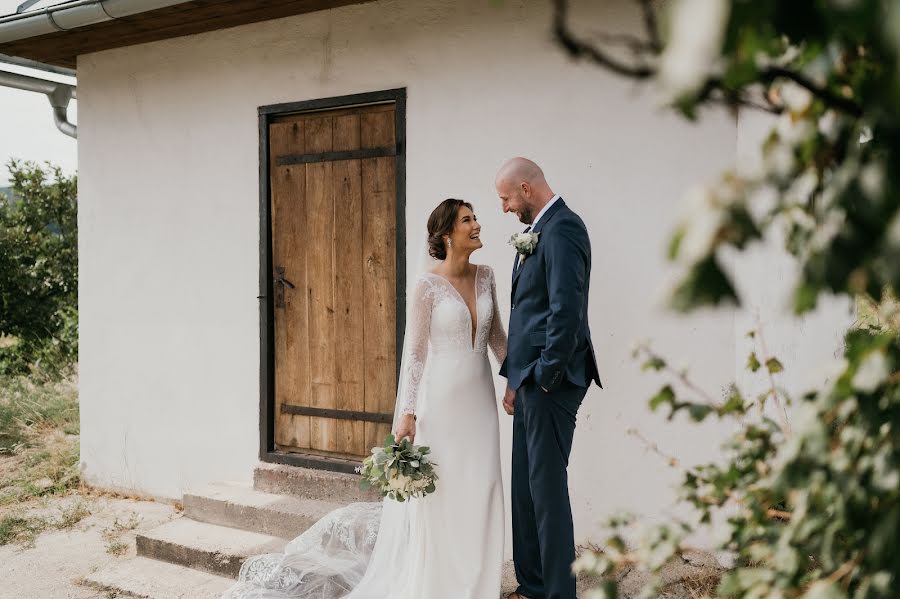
[269,120,310,451]
[361,106,398,451]
[304,115,338,453]
[332,113,366,456]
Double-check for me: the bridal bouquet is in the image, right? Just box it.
[358,434,438,502]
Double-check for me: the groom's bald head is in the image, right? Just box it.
[496,157,545,188]
[495,157,555,225]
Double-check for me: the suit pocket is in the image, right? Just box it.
[529,330,546,347]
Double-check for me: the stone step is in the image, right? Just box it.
[82,556,234,599]
[135,517,285,578]
[254,462,380,503]
[184,482,346,539]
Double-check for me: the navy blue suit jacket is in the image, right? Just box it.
[500,199,602,392]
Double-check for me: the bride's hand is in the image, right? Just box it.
[502,386,516,415]
[394,414,416,443]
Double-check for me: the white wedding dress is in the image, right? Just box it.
[223,264,508,599]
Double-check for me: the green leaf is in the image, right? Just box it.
[649,385,676,412]
[765,357,784,373]
[687,403,714,422]
[747,352,761,372]
[642,356,667,371]
[722,60,760,89]
[669,257,739,313]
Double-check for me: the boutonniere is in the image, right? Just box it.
[509,231,540,263]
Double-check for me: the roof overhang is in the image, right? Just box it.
[0,0,373,69]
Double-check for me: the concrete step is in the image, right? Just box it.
[135,517,285,578]
[184,482,347,538]
[254,462,380,503]
[82,556,234,599]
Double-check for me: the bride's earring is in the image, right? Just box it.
[446,237,452,249]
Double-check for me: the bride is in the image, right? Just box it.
[224,198,508,599]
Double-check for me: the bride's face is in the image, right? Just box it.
[448,206,483,253]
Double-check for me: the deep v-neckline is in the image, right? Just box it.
[427,264,480,349]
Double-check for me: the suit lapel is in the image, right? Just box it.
[511,199,566,294]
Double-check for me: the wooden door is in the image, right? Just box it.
[269,102,399,460]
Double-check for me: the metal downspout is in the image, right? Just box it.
[0,70,76,138]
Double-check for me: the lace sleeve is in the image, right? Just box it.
[398,277,434,416]
[487,267,508,365]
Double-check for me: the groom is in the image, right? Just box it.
[496,158,602,599]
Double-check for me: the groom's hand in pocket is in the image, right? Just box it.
[502,386,516,415]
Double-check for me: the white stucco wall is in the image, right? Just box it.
[77,0,749,549]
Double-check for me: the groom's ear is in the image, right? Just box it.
[520,181,531,198]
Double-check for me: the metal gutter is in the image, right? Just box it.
[0,0,192,44]
[0,52,76,77]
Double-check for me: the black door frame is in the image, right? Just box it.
[257,88,407,474]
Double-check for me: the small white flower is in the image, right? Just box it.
[389,473,412,491]
[818,110,841,142]
[809,209,846,252]
[774,45,802,67]
[852,351,889,392]
[859,161,885,199]
[786,206,816,231]
[765,142,798,179]
[781,82,814,113]
[784,169,819,206]
[886,211,900,247]
[859,125,874,144]
[776,113,815,146]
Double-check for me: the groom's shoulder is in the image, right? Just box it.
[549,203,588,233]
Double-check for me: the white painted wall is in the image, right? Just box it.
[78,0,759,550]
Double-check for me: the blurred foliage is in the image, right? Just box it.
[554,0,900,596]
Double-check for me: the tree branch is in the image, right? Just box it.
[551,1,865,119]
[638,0,662,53]
[760,67,864,118]
[552,0,655,79]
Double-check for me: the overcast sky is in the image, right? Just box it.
[0,62,78,187]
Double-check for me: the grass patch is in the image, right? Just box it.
[0,499,91,547]
[0,374,79,505]
[56,500,91,529]
[0,513,46,546]
[105,540,128,556]
[101,512,141,558]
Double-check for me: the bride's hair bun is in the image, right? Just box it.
[427,199,473,260]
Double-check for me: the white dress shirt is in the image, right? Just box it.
[529,194,561,230]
